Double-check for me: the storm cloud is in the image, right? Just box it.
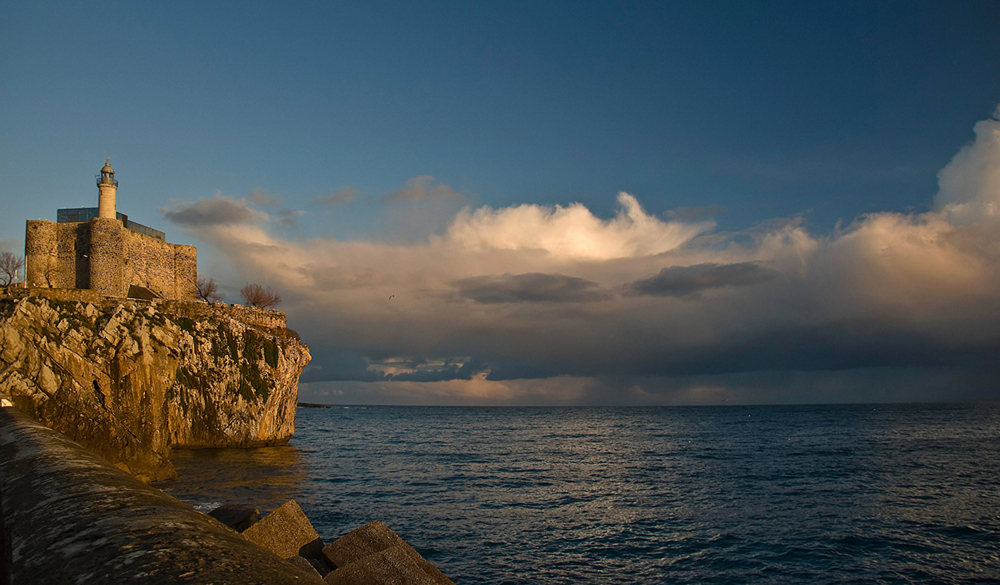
[628,262,780,297]
[454,273,611,304]
[163,109,1000,404]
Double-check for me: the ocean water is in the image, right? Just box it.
[154,404,1000,583]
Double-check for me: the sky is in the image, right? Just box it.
[3,1,1000,405]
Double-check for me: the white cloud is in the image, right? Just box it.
[936,106,1000,225]
[443,192,713,261]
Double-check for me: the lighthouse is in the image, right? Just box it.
[97,159,118,219]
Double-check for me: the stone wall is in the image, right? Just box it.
[88,217,124,296]
[24,220,91,289]
[160,300,288,331]
[11,289,286,330]
[24,217,197,300]
[122,226,197,300]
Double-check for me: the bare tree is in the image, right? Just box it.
[240,283,281,309]
[196,276,224,302]
[0,251,24,286]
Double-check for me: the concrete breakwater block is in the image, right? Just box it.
[242,500,325,561]
[321,521,455,585]
[325,545,439,585]
[209,503,262,532]
[287,556,326,580]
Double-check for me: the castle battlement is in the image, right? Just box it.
[24,160,197,300]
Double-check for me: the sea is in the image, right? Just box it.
[153,404,1000,584]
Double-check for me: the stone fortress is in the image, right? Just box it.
[24,160,197,300]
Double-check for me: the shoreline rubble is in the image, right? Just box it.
[0,405,455,584]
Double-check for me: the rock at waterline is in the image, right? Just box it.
[209,503,262,532]
[242,499,325,560]
[321,521,455,585]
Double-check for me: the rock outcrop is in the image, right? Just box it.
[0,290,310,481]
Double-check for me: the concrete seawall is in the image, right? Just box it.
[0,407,320,584]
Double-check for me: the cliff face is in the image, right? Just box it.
[0,291,310,481]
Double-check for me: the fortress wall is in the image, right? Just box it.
[174,244,198,300]
[89,218,125,296]
[12,288,287,331]
[22,287,109,304]
[122,226,198,300]
[25,215,196,300]
[24,221,89,289]
[56,221,90,289]
[24,220,55,288]
[159,299,288,330]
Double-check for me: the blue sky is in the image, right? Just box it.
[3,1,1000,404]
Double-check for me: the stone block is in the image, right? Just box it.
[321,521,403,568]
[309,557,334,577]
[242,500,324,560]
[208,503,261,533]
[286,555,326,582]
[323,545,437,585]
[321,521,454,585]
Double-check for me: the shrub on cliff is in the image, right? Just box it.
[0,251,24,286]
[196,276,224,303]
[240,283,281,309]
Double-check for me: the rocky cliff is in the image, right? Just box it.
[0,290,310,481]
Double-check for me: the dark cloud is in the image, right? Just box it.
[273,208,301,228]
[300,351,493,384]
[162,196,258,226]
[628,262,780,297]
[454,273,611,304]
[385,176,463,202]
[299,352,386,383]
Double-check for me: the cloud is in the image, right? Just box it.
[171,107,1000,404]
[313,187,358,206]
[444,192,713,261]
[453,273,611,304]
[273,208,304,229]
[936,106,1000,226]
[161,195,264,226]
[162,191,304,229]
[385,176,463,202]
[248,188,282,207]
[628,262,780,297]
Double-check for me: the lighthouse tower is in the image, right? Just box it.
[97,159,118,219]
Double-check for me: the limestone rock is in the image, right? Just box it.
[242,500,324,560]
[0,291,310,481]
